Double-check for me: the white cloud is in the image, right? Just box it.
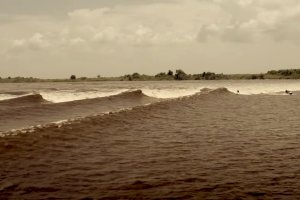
[5,0,300,49]
[238,0,253,7]
[3,0,300,78]
[68,8,110,23]
[70,37,85,45]
[12,33,50,51]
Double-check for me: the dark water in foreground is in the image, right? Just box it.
[1,86,300,199]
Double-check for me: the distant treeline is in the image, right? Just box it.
[1,69,300,83]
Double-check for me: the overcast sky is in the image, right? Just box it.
[1,0,300,78]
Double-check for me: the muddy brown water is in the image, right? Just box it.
[1,88,300,199]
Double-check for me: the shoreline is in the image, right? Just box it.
[1,69,300,83]
[1,78,300,84]
[1,76,300,83]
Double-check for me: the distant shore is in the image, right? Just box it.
[1,69,300,83]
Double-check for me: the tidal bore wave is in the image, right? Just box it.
[0,88,237,135]
[1,87,300,199]
[0,94,49,106]
[0,90,159,133]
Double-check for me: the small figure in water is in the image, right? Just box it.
[237,90,239,94]
[285,90,293,95]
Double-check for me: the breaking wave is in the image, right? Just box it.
[0,88,238,135]
[40,89,129,103]
[0,94,48,106]
[0,90,159,133]
[0,87,298,135]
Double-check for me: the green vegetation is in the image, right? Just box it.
[1,69,300,83]
[265,69,300,79]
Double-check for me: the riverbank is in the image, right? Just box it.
[1,69,300,83]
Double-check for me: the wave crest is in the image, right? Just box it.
[207,87,235,95]
[0,94,48,106]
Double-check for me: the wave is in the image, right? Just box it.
[104,89,147,99]
[0,87,232,104]
[1,86,295,105]
[0,94,48,106]
[40,88,202,103]
[54,89,155,106]
[0,88,234,135]
[206,87,236,95]
[142,88,201,99]
[0,93,28,102]
[40,89,129,103]
[1,87,295,134]
[0,91,29,95]
[0,90,159,133]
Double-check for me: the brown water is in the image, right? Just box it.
[1,87,300,199]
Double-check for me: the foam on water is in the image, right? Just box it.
[224,85,288,95]
[0,94,25,101]
[142,88,201,98]
[0,106,137,137]
[203,80,300,95]
[40,89,128,103]
[1,80,300,103]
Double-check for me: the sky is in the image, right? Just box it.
[1,0,300,78]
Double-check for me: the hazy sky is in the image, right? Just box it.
[1,0,300,78]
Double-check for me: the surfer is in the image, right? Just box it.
[237,90,239,94]
[285,90,293,95]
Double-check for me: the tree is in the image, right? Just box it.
[258,74,264,79]
[267,70,277,75]
[203,72,216,80]
[70,75,76,80]
[251,74,258,79]
[155,72,166,77]
[123,74,132,81]
[175,69,187,80]
[194,74,202,80]
[167,70,174,76]
[132,72,140,79]
[279,70,292,76]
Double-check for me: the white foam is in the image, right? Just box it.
[1,80,300,104]
[142,88,200,98]
[0,94,24,101]
[171,80,300,96]
[0,107,137,137]
[40,89,128,103]
[0,119,78,137]
[224,84,298,95]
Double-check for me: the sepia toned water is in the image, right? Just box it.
[1,80,300,199]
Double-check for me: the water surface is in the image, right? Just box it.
[1,80,300,199]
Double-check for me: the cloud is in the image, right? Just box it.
[2,0,300,78]
[12,33,50,51]
[3,0,300,54]
[68,8,110,23]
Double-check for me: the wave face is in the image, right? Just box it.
[0,94,48,106]
[0,90,158,133]
[1,84,300,199]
